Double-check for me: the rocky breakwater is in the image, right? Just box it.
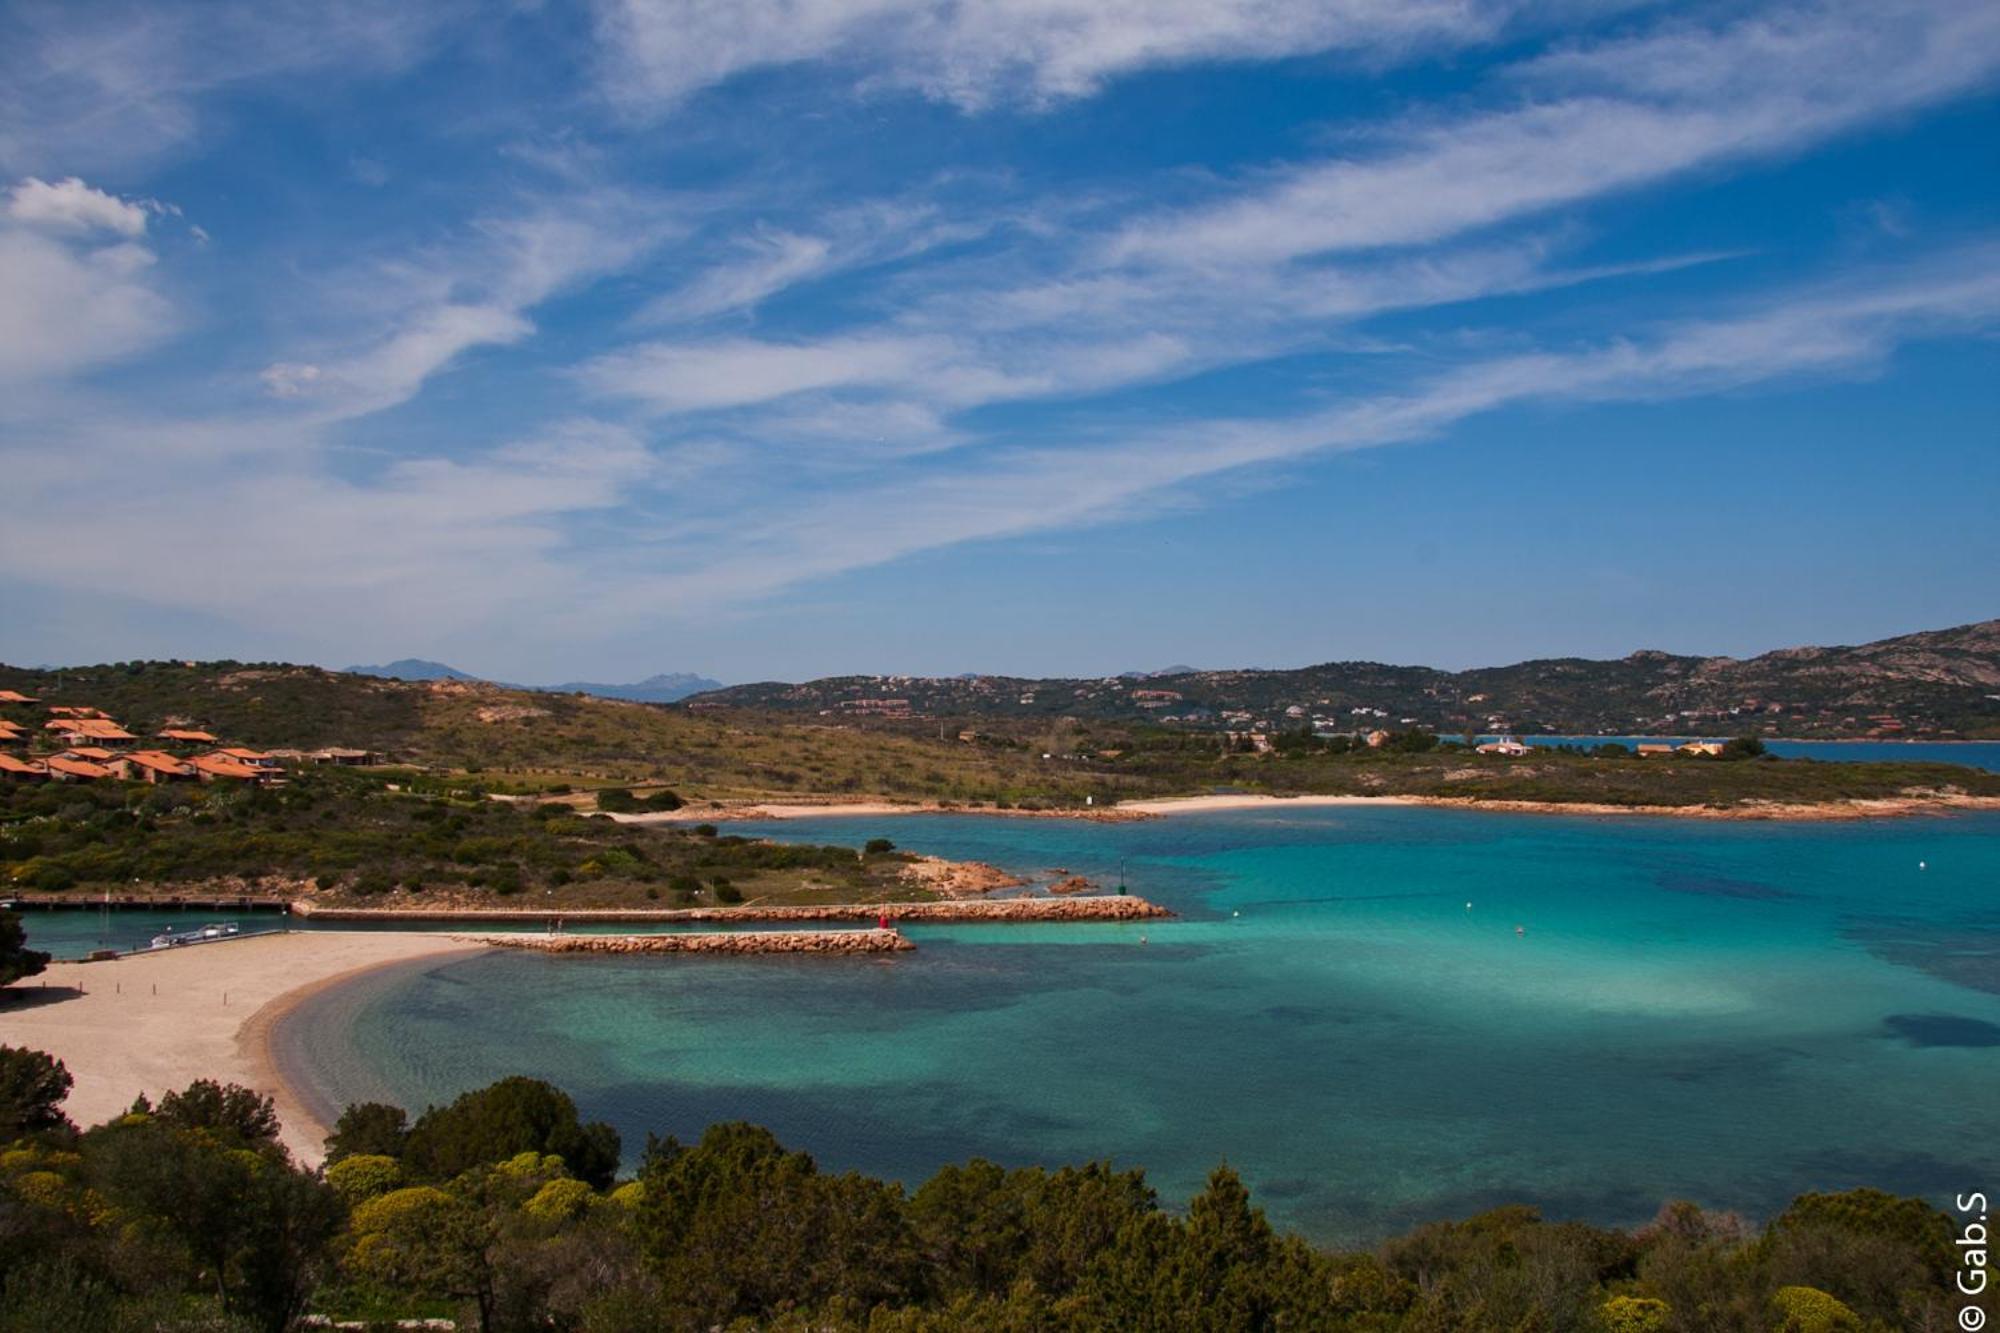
[295,895,1171,924]
[471,928,915,955]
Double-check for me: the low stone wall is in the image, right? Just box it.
[471,928,915,955]
[296,895,1171,924]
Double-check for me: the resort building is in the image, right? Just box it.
[0,689,38,705]
[158,728,220,744]
[45,755,115,782]
[0,754,49,781]
[1636,743,1678,757]
[189,752,272,783]
[216,747,283,770]
[117,751,198,783]
[1477,738,1532,756]
[1676,740,1727,757]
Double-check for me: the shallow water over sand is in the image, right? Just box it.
[278,806,2000,1243]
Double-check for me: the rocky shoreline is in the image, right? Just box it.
[471,928,915,955]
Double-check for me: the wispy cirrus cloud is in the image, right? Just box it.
[607,242,2000,606]
[592,0,1522,113]
[1111,0,2000,267]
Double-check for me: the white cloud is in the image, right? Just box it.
[579,333,944,412]
[6,176,148,236]
[593,0,1517,112]
[0,0,457,175]
[258,188,683,419]
[1111,0,2000,266]
[0,227,173,383]
[606,244,2000,605]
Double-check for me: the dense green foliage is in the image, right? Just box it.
[402,1077,621,1191]
[693,618,2000,738]
[0,768,928,907]
[0,911,49,987]
[0,1057,1977,1332]
[0,1046,71,1140]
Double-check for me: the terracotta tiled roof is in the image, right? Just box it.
[158,729,220,742]
[72,720,137,740]
[191,753,263,779]
[61,746,119,761]
[125,750,195,775]
[218,747,275,761]
[45,755,113,779]
[0,754,47,775]
[0,690,37,704]
[48,706,105,718]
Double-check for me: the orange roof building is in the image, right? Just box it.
[158,728,220,744]
[47,705,106,719]
[0,754,48,780]
[121,750,197,782]
[0,690,38,705]
[217,747,280,765]
[45,755,114,781]
[189,753,266,782]
[59,745,120,762]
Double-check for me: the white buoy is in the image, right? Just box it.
[1465,901,1473,911]
[1919,861,1927,870]
[1232,909,1240,918]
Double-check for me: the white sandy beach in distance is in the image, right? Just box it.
[0,931,485,1164]
[1113,794,1419,815]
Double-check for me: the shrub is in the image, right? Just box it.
[326,1153,403,1203]
[864,838,895,855]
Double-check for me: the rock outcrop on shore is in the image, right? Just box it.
[472,929,915,955]
[899,854,1024,897]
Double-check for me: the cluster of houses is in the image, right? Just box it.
[0,691,375,785]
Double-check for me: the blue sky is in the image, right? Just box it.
[1,0,1996,683]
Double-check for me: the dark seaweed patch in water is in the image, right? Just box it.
[1654,872,1793,901]
[1882,1013,2000,1047]
[1843,914,2000,995]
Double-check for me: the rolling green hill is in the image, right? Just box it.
[689,618,2000,738]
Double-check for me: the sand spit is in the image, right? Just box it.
[475,928,914,955]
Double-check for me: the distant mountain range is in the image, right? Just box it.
[684,619,2000,739]
[344,660,724,704]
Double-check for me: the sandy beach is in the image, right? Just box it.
[0,930,484,1164]
[636,790,2000,823]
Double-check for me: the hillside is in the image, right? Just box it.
[2,658,1996,814]
[346,660,723,702]
[691,619,2000,739]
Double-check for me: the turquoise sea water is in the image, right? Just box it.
[269,806,2000,1244]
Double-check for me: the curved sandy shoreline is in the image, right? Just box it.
[637,791,2000,823]
[0,931,487,1165]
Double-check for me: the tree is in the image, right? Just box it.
[1721,734,1767,760]
[404,1077,621,1189]
[326,1100,409,1162]
[80,1114,342,1330]
[0,1046,72,1139]
[634,1122,922,1326]
[155,1078,281,1145]
[0,912,49,989]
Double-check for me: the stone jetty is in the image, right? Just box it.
[296,895,1170,924]
[472,928,915,955]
